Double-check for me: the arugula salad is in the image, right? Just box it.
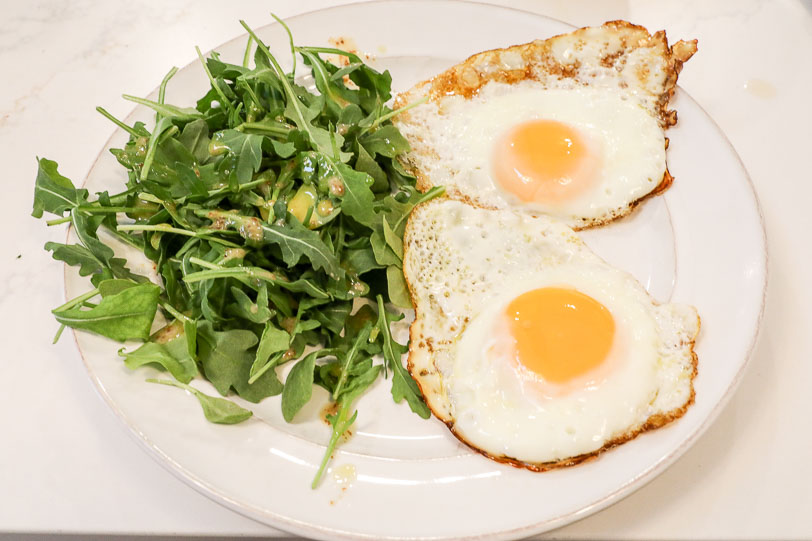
[32,17,439,487]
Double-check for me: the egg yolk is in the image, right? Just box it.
[506,287,615,383]
[492,120,598,205]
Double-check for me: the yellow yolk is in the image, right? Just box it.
[505,287,615,383]
[492,120,599,204]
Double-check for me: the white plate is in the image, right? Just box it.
[68,2,767,539]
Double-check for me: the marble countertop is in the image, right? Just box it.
[2,0,810,539]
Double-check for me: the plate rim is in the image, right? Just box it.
[65,1,769,539]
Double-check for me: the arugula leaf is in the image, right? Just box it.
[194,390,253,424]
[332,323,373,400]
[268,138,295,158]
[251,321,290,378]
[196,321,259,396]
[176,163,210,198]
[312,400,356,488]
[376,295,429,418]
[122,95,203,122]
[235,363,284,403]
[296,46,393,117]
[386,265,412,309]
[359,125,410,158]
[262,218,343,279]
[339,362,382,401]
[183,319,198,360]
[383,185,446,236]
[229,285,274,323]
[370,227,401,267]
[196,321,285,402]
[70,211,145,286]
[122,331,197,383]
[147,378,253,424]
[203,210,342,279]
[45,242,104,277]
[71,212,114,265]
[344,245,383,276]
[298,49,354,111]
[140,116,177,181]
[241,22,337,159]
[381,216,404,262]
[281,351,317,421]
[311,362,381,488]
[52,282,160,342]
[334,163,376,227]
[177,118,211,163]
[182,261,330,300]
[354,144,388,192]
[32,158,88,217]
[211,130,263,183]
[311,301,351,334]
[98,278,140,297]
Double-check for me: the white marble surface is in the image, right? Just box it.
[1,0,810,538]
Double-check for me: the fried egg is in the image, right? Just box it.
[403,199,699,468]
[394,21,697,229]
